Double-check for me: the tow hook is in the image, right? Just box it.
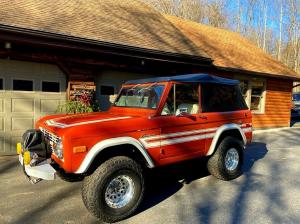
[29,178,42,184]
[22,161,43,184]
[23,163,43,184]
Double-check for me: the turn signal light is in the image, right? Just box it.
[16,143,22,155]
[23,151,31,165]
[73,146,87,153]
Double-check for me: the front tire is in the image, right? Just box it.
[207,136,244,180]
[82,156,144,223]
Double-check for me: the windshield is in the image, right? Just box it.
[293,94,300,101]
[114,84,165,109]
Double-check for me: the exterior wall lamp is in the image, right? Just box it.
[4,41,12,50]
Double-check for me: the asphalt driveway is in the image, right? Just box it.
[1,128,300,224]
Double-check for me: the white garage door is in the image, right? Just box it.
[0,59,66,155]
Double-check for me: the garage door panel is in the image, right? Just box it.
[0,117,4,131]
[0,137,4,152]
[40,99,61,113]
[0,99,4,112]
[11,117,34,131]
[11,98,35,113]
[10,136,22,153]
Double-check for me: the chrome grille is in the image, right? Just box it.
[39,127,60,152]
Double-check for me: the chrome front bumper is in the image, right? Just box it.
[19,154,56,182]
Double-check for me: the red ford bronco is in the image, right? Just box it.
[18,73,252,222]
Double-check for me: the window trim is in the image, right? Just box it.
[41,80,62,94]
[12,78,35,93]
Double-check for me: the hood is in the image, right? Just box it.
[44,112,133,129]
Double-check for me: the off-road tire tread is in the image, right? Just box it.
[207,136,244,181]
[82,156,144,223]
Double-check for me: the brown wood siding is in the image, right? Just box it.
[252,78,292,128]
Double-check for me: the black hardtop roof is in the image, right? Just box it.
[125,73,239,85]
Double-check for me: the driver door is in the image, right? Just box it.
[155,83,207,165]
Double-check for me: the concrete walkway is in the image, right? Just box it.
[1,128,300,224]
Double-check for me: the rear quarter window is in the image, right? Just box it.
[201,83,248,112]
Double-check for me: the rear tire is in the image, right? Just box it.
[207,136,244,180]
[82,156,144,223]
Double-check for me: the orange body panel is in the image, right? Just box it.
[36,81,253,173]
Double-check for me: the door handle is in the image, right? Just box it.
[199,115,207,119]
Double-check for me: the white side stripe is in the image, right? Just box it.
[140,126,252,149]
[142,127,218,141]
[46,116,132,128]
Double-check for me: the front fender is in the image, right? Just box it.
[75,137,155,173]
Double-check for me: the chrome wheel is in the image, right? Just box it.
[225,148,239,171]
[104,175,135,209]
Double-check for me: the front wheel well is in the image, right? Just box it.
[85,144,150,176]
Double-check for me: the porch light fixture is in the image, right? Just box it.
[4,41,12,50]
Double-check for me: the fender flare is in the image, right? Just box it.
[75,137,155,174]
[206,124,247,156]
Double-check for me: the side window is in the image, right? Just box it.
[161,84,199,115]
[13,79,33,91]
[42,81,60,92]
[201,83,248,112]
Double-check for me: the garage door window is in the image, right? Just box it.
[42,81,60,92]
[13,79,33,91]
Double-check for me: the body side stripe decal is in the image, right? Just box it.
[46,116,132,128]
[140,126,251,149]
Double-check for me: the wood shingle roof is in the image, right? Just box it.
[165,15,299,79]
[0,0,208,59]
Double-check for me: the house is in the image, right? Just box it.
[0,0,298,155]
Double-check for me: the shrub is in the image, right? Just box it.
[57,91,99,114]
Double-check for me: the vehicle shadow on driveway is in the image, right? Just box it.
[134,142,268,223]
[197,142,268,224]
[136,157,210,215]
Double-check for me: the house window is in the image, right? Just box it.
[250,80,265,112]
[13,80,33,91]
[0,79,3,90]
[42,81,60,92]
[100,85,115,95]
[238,78,266,113]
